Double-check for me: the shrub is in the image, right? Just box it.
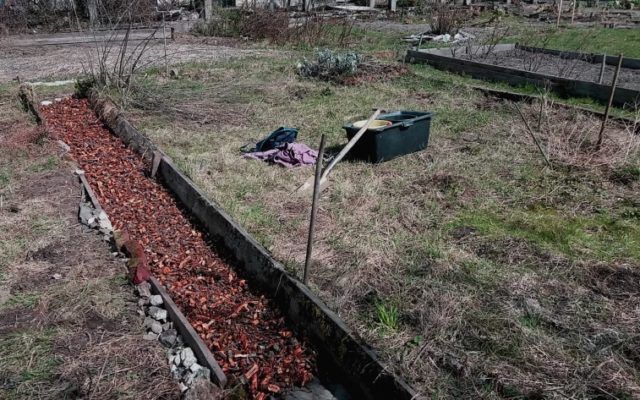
[75,76,97,99]
[192,8,245,37]
[430,4,464,35]
[0,0,154,34]
[297,49,362,80]
[192,9,355,47]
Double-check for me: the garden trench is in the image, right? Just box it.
[37,94,416,400]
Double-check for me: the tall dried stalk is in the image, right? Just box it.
[80,0,161,99]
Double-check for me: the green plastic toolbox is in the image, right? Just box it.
[343,111,433,163]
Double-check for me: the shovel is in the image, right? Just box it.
[295,108,382,194]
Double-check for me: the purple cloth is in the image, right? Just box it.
[243,143,318,167]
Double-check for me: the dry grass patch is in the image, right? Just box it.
[514,101,640,168]
[119,54,640,398]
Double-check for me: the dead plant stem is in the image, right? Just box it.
[597,54,623,150]
[515,103,552,168]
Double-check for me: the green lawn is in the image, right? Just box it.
[541,27,640,57]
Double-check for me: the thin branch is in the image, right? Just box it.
[514,103,553,168]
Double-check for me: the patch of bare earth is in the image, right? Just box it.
[0,87,178,399]
[0,33,278,82]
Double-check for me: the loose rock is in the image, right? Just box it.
[171,364,182,379]
[184,376,224,400]
[143,332,159,341]
[148,306,167,321]
[184,371,196,386]
[150,294,163,306]
[150,321,163,334]
[171,349,182,365]
[97,210,113,233]
[78,203,96,227]
[143,316,155,328]
[160,329,178,348]
[136,282,152,298]
[181,347,197,368]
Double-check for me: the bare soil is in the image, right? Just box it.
[0,32,278,82]
[465,49,640,91]
[0,87,178,399]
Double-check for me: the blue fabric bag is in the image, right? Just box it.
[242,127,298,153]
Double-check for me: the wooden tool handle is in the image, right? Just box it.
[321,108,382,180]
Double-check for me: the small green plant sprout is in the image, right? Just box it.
[376,301,399,332]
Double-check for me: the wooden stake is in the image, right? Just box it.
[598,53,607,84]
[515,103,552,168]
[162,13,168,76]
[556,0,563,28]
[303,134,326,285]
[570,0,576,24]
[204,0,213,21]
[151,151,163,179]
[597,54,623,150]
[320,109,382,182]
